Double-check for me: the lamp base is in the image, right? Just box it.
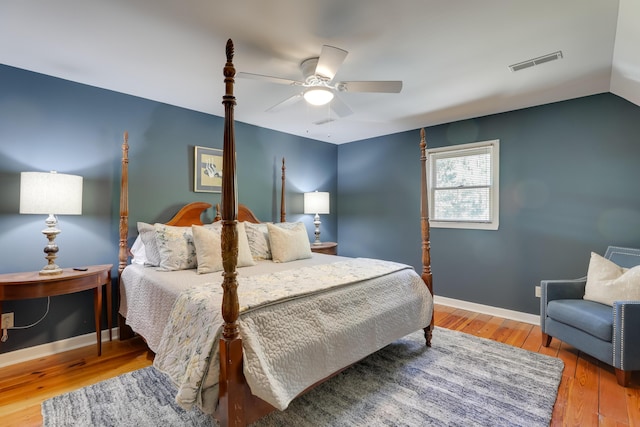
[40,214,63,275]
[312,213,323,245]
[39,265,63,276]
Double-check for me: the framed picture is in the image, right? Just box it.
[194,146,223,193]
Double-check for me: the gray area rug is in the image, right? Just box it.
[42,327,563,426]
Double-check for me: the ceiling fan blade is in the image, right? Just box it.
[314,117,336,126]
[330,95,353,118]
[315,45,348,81]
[237,72,303,86]
[339,80,403,93]
[265,93,304,112]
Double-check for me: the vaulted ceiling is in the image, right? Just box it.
[1,0,638,144]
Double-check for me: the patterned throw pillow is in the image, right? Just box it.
[154,224,197,271]
[244,222,272,260]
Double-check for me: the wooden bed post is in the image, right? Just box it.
[118,131,129,276]
[280,158,286,222]
[117,131,134,341]
[419,128,434,346]
[218,38,245,427]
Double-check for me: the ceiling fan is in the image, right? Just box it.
[237,45,403,119]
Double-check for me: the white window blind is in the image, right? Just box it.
[427,140,499,230]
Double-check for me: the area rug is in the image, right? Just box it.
[42,327,563,426]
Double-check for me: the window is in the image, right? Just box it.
[427,139,499,230]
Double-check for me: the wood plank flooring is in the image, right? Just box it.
[0,304,638,426]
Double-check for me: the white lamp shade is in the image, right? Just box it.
[304,191,330,215]
[303,88,334,106]
[20,171,83,215]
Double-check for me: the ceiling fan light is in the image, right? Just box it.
[304,88,334,106]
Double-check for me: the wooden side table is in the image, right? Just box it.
[0,264,113,356]
[310,241,338,255]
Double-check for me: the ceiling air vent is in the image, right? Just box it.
[509,51,563,72]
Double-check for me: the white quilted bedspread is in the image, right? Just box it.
[152,258,432,412]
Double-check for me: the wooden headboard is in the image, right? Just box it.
[164,202,263,227]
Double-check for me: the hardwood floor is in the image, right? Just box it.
[0,336,153,426]
[1,304,638,426]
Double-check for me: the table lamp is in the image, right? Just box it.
[303,191,330,245]
[19,171,83,275]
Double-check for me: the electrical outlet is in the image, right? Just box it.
[1,312,14,329]
[534,286,541,298]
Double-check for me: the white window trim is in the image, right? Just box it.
[426,139,500,230]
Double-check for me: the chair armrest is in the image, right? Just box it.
[540,278,586,333]
[613,301,640,371]
[541,278,587,302]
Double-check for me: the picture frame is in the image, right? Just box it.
[194,146,223,193]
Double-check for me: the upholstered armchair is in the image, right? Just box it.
[540,246,640,387]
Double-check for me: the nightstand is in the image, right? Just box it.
[0,264,113,356]
[310,241,338,255]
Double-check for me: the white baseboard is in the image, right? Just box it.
[434,296,540,325]
[0,328,119,368]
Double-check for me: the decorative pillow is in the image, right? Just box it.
[231,221,257,267]
[192,225,223,274]
[154,224,197,271]
[137,222,161,267]
[267,222,312,263]
[583,252,640,306]
[244,222,271,260]
[194,222,256,273]
[129,235,148,265]
[274,221,303,230]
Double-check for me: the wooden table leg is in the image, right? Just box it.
[106,276,112,341]
[0,301,3,347]
[94,285,102,356]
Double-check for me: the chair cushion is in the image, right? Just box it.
[547,299,613,342]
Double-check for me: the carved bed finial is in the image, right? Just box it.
[226,39,234,63]
[223,40,236,104]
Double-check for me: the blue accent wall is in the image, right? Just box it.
[0,64,337,353]
[338,93,640,315]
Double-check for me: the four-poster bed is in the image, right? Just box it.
[117,39,434,427]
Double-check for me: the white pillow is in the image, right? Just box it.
[275,221,303,230]
[137,222,161,267]
[154,224,197,271]
[583,252,640,306]
[192,225,223,274]
[267,222,312,263]
[130,236,148,265]
[193,222,256,274]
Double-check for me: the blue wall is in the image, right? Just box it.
[3,61,640,354]
[0,64,337,353]
[338,93,640,315]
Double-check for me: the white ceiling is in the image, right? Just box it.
[1,0,639,144]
